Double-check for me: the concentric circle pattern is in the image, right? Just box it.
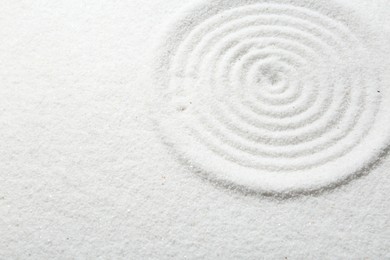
[153,0,390,195]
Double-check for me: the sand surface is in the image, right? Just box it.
[1,0,390,258]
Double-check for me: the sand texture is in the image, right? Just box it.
[1,0,390,258]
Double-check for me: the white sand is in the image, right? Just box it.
[1,0,390,258]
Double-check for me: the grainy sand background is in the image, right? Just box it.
[0,0,389,258]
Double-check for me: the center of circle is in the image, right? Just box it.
[257,64,283,87]
[248,58,290,94]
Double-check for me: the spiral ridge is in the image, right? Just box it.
[153,0,390,194]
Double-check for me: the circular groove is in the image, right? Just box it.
[153,0,390,195]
